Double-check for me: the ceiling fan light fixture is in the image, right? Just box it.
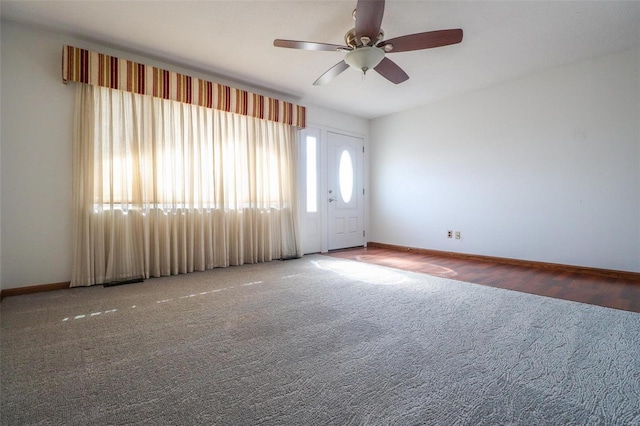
[344,46,385,74]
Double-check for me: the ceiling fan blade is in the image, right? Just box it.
[374,57,409,84]
[274,39,351,52]
[313,61,350,86]
[378,29,463,53]
[355,0,385,42]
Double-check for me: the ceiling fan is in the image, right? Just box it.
[273,0,463,86]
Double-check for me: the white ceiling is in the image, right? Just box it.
[2,1,639,119]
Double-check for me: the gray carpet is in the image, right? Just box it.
[1,255,639,425]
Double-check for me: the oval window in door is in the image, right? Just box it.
[339,149,354,203]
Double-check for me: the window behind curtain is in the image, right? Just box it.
[72,85,301,287]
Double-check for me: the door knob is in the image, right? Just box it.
[328,197,336,202]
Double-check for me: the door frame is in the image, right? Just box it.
[299,123,368,254]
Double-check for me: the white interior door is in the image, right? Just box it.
[327,131,364,250]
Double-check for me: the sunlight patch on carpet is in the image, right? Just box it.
[312,258,409,285]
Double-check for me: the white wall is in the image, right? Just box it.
[0,21,365,290]
[1,22,75,290]
[305,104,369,137]
[370,47,640,273]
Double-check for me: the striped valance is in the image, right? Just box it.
[62,45,306,128]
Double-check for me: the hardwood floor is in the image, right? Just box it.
[324,246,640,313]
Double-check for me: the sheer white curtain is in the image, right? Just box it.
[72,84,301,287]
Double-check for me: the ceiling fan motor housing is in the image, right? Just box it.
[345,27,384,48]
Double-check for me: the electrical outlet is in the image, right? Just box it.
[447,230,453,239]
[455,231,461,240]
